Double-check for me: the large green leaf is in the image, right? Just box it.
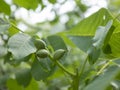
[16,69,32,87]
[47,35,67,50]
[0,18,10,33]
[84,66,120,90]
[68,20,113,52]
[0,0,11,15]
[92,20,113,49]
[68,36,92,52]
[67,8,119,36]
[31,57,55,81]
[66,8,120,57]
[13,0,39,10]
[8,33,36,59]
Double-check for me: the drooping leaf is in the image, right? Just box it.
[92,20,113,49]
[84,66,120,90]
[0,18,10,33]
[87,20,113,64]
[47,35,67,50]
[31,57,55,81]
[13,0,39,10]
[8,33,36,59]
[16,69,32,87]
[0,0,11,15]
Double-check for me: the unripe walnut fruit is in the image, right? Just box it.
[53,49,66,60]
[34,39,46,49]
[36,49,49,58]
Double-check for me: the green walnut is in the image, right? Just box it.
[53,49,66,60]
[34,39,46,49]
[36,49,49,58]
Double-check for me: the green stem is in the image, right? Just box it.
[71,55,88,90]
[79,55,88,78]
[55,60,75,76]
[11,23,24,33]
[96,60,112,75]
[49,55,75,76]
[72,69,79,90]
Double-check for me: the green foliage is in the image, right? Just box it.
[8,33,36,59]
[31,57,55,81]
[47,35,68,50]
[7,78,39,90]
[67,8,119,36]
[25,79,39,90]
[67,8,120,58]
[15,69,32,87]
[68,36,93,52]
[0,0,11,15]
[49,0,56,4]
[7,79,23,90]
[0,45,7,57]
[13,0,39,10]
[87,46,101,64]
[0,18,10,33]
[0,0,120,89]
[8,24,20,36]
[84,66,120,90]
[87,20,113,64]
[92,20,113,49]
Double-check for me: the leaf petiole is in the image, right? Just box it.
[49,55,75,76]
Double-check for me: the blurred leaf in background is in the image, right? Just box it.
[0,0,11,15]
